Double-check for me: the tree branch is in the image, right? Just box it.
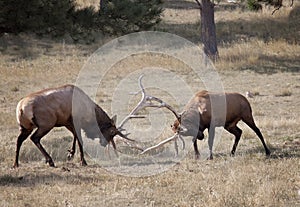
[272,5,282,15]
[270,0,294,15]
[195,0,202,11]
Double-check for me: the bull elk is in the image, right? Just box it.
[14,84,132,167]
[142,90,271,159]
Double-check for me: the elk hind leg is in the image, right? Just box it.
[14,127,32,168]
[243,117,271,156]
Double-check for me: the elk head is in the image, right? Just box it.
[98,115,134,148]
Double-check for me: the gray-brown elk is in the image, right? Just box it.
[142,90,271,159]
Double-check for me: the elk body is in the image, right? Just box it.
[173,90,271,159]
[14,84,129,167]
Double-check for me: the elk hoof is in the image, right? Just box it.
[207,155,213,160]
[12,163,19,168]
[67,154,74,160]
[67,150,75,160]
[81,160,87,166]
[47,159,55,167]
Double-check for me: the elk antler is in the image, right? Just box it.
[115,74,184,155]
[140,132,185,156]
[118,75,181,130]
[106,136,144,159]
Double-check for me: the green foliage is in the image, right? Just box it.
[0,0,163,39]
[247,0,263,11]
[247,0,287,11]
[0,0,76,36]
[98,0,163,35]
[260,0,282,6]
[70,6,98,42]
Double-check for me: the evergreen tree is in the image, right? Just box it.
[98,0,163,35]
[0,0,163,38]
[0,0,76,36]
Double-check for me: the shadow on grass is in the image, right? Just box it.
[242,145,300,159]
[216,5,300,45]
[240,55,300,74]
[163,0,199,10]
[158,6,300,45]
[1,144,298,187]
[0,163,108,187]
[0,32,103,61]
[0,34,47,60]
[0,174,24,186]
[163,0,247,11]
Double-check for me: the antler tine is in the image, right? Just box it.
[118,74,181,130]
[138,74,146,94]
[117,75,147,130]
[145,96,181,121]
[173,135,185,156]
[140,133,185,155]
[117,74,183,155]
[178,134,185,150]
[105,140,119,159]
[138,74,181,121]
[140,133,178,155]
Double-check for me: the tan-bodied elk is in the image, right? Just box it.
[14,84,133,167]
[142,90,271,159]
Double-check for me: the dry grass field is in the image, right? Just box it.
[0,1,300,206]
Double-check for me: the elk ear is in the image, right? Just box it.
[111,115,117,125]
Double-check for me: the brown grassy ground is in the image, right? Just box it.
[0,1,299,207]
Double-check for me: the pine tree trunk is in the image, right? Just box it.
[200,0,218,61]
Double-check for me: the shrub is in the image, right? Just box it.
[0,0,76,36]
[97,0,163,35]
[247,0,263,11]
[0,0,163,40]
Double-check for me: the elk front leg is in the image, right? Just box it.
[192,137,200,159]
[65,125,77,160]
[30,128,55,167]
[67,136,76,160]
[76,133,87,166]
[225,125,242,156]
[66,125,87,165]
[192,131,204,159]
[208,126,215,160]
